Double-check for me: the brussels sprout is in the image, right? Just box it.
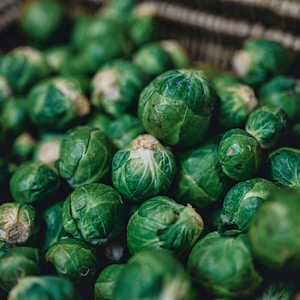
[266,147,300,191]
[248,189,300,270]
[0,75,12,107]
[256,280,298,300]
[187,231,263,299]
[215,82,258,129]
[0,202,39,245]
[170,140,232,209]
[1,97,30,136]
[19,0,66,45]
[0,46,50,94]
[0,158,15,203]
[91,59,148,116]
[62,183,126,246]
[128,2,160,48]
[0,242,41,292]
[218,178,280,236]
[42,201,67,253]
[7,275,82,300]
[11,132,37,163]
[218,128,263,181]
[45,237,99,284]
[56,126,115,188]
[132,41,174,78]
[28,76,90,132]
[160,40,190,69]
[138,69,216,147]
[259,75,300,124]
[33,133,64,166]
[44,45,72,74]
[127,196,204,256]
[111,134,177,203]
[94,264,125,300]
[70,16,132,74]
[114,249,197,300]
[9,160,61,205]
[232,39,291,89]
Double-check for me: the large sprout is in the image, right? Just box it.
[126,196,204,256]
[113,249,197,300]
[138,69,216,147]
[56,125,115,188]
[187,231,263,299]
[111,134,177,203]
[62,183,126,246]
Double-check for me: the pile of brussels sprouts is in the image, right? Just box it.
[1,0,300,299]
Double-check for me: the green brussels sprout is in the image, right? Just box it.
[127,196,204,256]
[128,2,160,48]
[56,126,115,188]
[218,128,263,181]
[7,275,82,300]
[0,242,41,292]
[197,62,240,92]
[187,231,263,299]
[100,0,138,21]
[256,280,298,300]
[170,140,232,209]
[218,177,280,236]
[19,0,66,45]
[248,189,300,270]
[70,16,132,74]
[0,46,50,94]
[114,249,197,300]
[88,112,145,149]
[44,45,72,74]
[42,201,67,253]
[245,104,288,149]
[11,132,37,163]
[132,41,174,78]
[9,160,61,205]
[91,59,148,116]
[111,134,177,203]
[0,202,39,245]
[62,183,126,246]
[232,39,291,90]
[0,158,15,203]
[215,83,258,129]
[160,40,190,69]
[0,75,12,107]
[45,237,99,284]
[138,69,216,147]
[28,76,90,132]
[266,147,300,191]
[259,75,300,124]
[94,263,125,300]
[1,97,30,136]
[32,133,64,166]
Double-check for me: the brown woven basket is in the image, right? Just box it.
[2,0,300,72]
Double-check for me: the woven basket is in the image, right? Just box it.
[2,0,300,72]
